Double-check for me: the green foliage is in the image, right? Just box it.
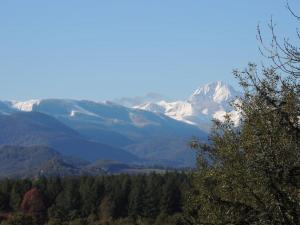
[9,180,31,212]
[143,174,162,218]
[187,5,300,224]
[160,174,182,215]
[0,192,9,212]
[189,62,300,225]
[0,173,188,225]
[0,214,36,225]
[128,176,146,218]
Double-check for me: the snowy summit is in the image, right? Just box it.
[134,81,242,129]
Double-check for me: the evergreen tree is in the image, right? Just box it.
[110,175,131,219]
[143,174,161,218]
[9,186,22,212]
[0,192,9,212]
[53,178,82,221]
[160,175,181,215]
[80,177,97,216]
[45,177,62,207]
[128,176,146,218]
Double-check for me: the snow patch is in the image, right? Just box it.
[202,108,208,115]
[213,81,232,103]
[213,110,241,126]
[12,99,41,112]
[129,112,159,127]
[69,105,102,118]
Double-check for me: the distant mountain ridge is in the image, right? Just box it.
[0,81,239,167]
[0,145,171,178]
[0,145,105,178]
[0,99,205,167]
[3,81,240,127]
[134,81,241,130]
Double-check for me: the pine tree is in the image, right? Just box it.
[128,176,145,218]
[110,175,131,219]
[54,178,82,221]
[160,176,181,215]
[143,174,161,218]
[9,186,22,212]
[0,192,9,212]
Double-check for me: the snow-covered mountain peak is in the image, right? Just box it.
[133,81,242,130]
[190,81,237,104]
[11,99,41,112]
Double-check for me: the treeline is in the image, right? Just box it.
[0,173,190,225]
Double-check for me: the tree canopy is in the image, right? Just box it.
[188,5,300,225]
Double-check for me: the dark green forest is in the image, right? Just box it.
[0,173,190,225]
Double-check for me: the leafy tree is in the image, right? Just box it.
[21,187,46,223]
[188,5,300,224]
[98,196,113,224]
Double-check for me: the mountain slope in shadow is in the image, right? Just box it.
[0,112,140,163]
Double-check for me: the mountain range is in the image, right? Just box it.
[0,81,240,175]
[133,81,241,130]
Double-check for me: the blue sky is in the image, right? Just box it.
[0,0,299,101]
